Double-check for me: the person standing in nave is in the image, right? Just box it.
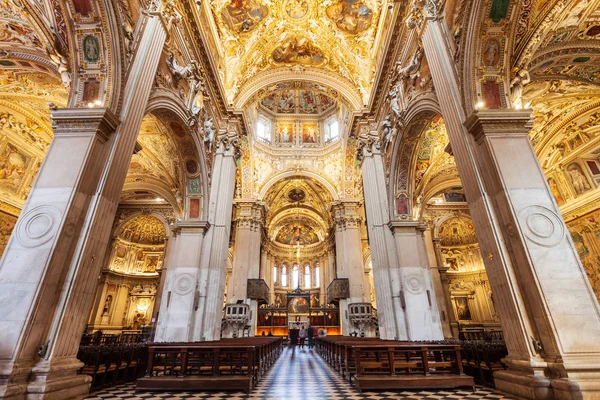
[307,323,315,350]
[299,325,307,348]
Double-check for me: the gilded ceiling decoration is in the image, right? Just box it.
[259,87,336,115]
[274,219,321,245]
[438,216,477,247]
[207,0,386,104]
[118,215,167,245]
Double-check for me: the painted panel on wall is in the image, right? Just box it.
[567,209,600,302]
[0,211,17,257]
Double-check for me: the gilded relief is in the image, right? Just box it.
[326,0,373,35]
[272,37,325,66]
[0,211,17,257]
[567,209,600,302]
[220,0,268,33]
[0,143,30,194]
[285,0,308,20]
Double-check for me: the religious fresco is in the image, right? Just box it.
[301,123,318,144]
[272,37,325,66]
[454,297,472,320]
[285,0,308,20]
[220,0,268,33]
[0,211,17,257]
[276,122,294,144]
[567,209,600,302]
[275,221,320,245]
[326,0,373,35]
[259,89,336,115]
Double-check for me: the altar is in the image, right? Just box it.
[256,289,340,336]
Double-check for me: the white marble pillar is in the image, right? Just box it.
[0,5,178,398]
[332,201,369,335]
[358,131,405,340]
[194,132,239,341]
[154,221,208,342]
[224,201,264,337]
[432,238,458,338]
[151,234,173,329]
[389,222,444,340]
[424,229,453,338]
[421,8,600,399]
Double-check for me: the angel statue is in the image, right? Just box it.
[48,50,71,89]
[190,77,206,118]
[509,69,530,109]
[381,115,397,151]
[203,117,215,148]
[388,84,403,118]
[166,53,196,83]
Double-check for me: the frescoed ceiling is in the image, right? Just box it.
[259,86,337,116]
[206,0,388,105]
[118,215,167,245]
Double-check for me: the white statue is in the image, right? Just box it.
[166,53,195,83]
[203,117,215,147]
[49,51,71,89]
[191,78,206,117]
[388,84,402,118]
[509,69,530,109]
[568,167,591,195]
[381,114,392,140]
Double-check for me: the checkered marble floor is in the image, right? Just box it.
[85,346,513,400]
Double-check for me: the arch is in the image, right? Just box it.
[234,68,365,112]
[258,170,340,202]
[121,179,183,218]
[145,88,210,216]
[389,100,442,219]
[111,210,172,238]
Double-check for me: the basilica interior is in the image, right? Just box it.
[1,0,600,399]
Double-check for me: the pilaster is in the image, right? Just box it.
[224,200,264,337]
[154,221,209,342]
[421,7,600,397]
[357,124,405,340]
[194,130,240,341]
[331,200,369,335]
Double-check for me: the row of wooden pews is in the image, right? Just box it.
[135,337,283,393]
[316,337,475,392]
[77,343,148,391]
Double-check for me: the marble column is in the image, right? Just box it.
[194,132,239,341]
[224,201,264,337]
[424,229,453,338]
[389,222,444,340]
[0,4,178,398]
[432,238,459,338]
[421,9,600,399]
[154,221,209,342]
[357,131,404,340]
[151,234,173,331]
[332,201,369,335]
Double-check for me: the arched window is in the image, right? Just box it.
[315,263,320,288]
[281,264,288,287]
[304,264,311,289]
[273,265,278,285]
[292,263,299,289]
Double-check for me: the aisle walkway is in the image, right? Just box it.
[86,345,512,400]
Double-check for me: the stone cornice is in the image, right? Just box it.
[50,107,120,143]
[170,220,210,235]
[464,110,533,144]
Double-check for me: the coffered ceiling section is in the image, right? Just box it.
[206,0,388,106]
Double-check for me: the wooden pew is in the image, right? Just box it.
[135,337,282,393]
[315,337,475,392]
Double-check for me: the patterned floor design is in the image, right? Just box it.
[85,346,513,400]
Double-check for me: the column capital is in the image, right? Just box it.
[406,0,443,29]
[50,107,120,143]
[216,131,241,160]
[388,220,419,234]
[464,109,533,144]
[331,201,363,231]
[233,200,265,231]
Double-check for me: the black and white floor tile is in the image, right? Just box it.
[85,346,513,400]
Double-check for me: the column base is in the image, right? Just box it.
[26,358,91,400]
[0,361,32,400]
[494,367,600,400]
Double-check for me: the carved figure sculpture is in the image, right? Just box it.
[568,166,591,195]
[204,117,215,147]
[166,53,195,83]
[509,69,530,109]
